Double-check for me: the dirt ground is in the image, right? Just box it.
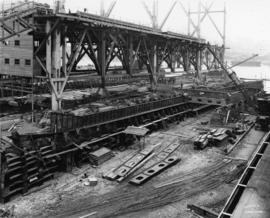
[2,110,266,218]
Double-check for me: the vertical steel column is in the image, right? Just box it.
[171,54,176,72]
[51,25,61,110]
[126,35,133,75]
[62,32,67,76]
[46,21,54,109]
[195,48,201,78]
[151,44,157,89]
[223,3,226,64]
[183,48,190,73]
[98,30,107,94]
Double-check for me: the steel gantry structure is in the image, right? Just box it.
[0,2,224,110]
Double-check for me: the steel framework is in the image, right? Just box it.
[0,2,224,110]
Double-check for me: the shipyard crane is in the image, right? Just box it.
[207,44,259,106]
[227,54,259,70]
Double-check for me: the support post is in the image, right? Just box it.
[183,48,190,73]
[51,25,61,111]
[46,21,53,108]
[128,35,134,75]
[97,30,108,95]
[170,54,176,72]
[151,44,157,89]
[62,34,67,76]
[223,3,226,63]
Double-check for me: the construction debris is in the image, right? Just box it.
[194,128,234,149]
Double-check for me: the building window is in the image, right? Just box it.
[14,59,20,65]
[25,59,31,66]
[4,58,10,64]
[14,40,20,46]
[34,41,40,47]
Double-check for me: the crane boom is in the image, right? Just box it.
[207,44,250,102]
[228,54,259,69]
[105,0,117,17]
[159,1,177,29]
[142,1,155,27]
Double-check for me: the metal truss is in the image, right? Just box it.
[33,16,223,110]
[0,2,49,42]
[0,2,223,110]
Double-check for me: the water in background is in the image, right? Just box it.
[234,65,270,93]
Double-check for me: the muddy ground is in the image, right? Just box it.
[2,110,266,218]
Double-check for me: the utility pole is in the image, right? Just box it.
[188,3,190,36]
[223,3,226,62]
[197,1,201,40]
[100,0,105,16]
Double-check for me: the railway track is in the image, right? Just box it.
[52,158,246,218]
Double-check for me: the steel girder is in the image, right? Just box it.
[33,17,223,109]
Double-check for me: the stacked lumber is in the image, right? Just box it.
[89,147,114,166]
[0,137,58,202]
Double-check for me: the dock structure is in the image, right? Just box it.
[0,1,224,110]
[219,132,270,218]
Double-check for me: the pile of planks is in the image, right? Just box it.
[89,147,114,166]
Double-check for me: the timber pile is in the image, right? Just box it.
[89,148,114,166]
[0,137,58,202]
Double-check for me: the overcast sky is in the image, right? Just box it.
[1,0,270,56]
